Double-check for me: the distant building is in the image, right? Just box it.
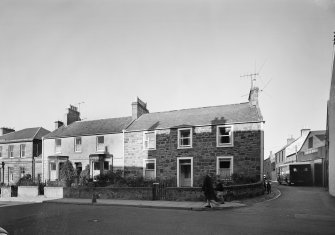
[0,127,50,185]
[263,157,271,179]
[274,129,326,186]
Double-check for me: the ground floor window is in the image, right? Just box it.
[143,159,156,179]
[8,167,14,182]
[20,167,25,178]
[93,161,109,171]
[217,156,233,179]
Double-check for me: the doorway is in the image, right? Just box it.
[177,157,193,187]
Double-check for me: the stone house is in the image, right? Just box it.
[124,88,264,187]
[0,127,50,185]
[42,106,131,182]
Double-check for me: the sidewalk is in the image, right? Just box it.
[0,185,281,210]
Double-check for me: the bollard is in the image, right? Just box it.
[92,193,97,204]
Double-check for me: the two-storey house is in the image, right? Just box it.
[0,127,50,185]
[124,87,264,187]
[42,106,132,182]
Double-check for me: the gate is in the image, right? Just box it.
[152,183,167,200]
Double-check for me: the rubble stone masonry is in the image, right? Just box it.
[124,122,263,186]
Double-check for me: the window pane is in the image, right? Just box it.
[220,160,231,169]
[220,127,230,135]
[104,161,109,170]
[76,137,82,145]
[51,163,56,171]
[181,138,190,146]
[220,136,230,144]
[180,129,190,137]
[98,136,104,144]
[146,162,155,170]
[94,162,100,170]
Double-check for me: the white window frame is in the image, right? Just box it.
[143,159,156,179]
[177,157,193,187]
[96,136,105,152]
[216,125,234,147]
[20,144,26,158]
[74,137,82,152]
[55,139,61,153]
[216,156,234,177]
[178,128,193,149]
[8,145,14,158]
[143,131,156,150]
[9,167,14,181]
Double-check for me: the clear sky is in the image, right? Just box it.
[0,0,334,157]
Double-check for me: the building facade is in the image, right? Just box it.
[124,88,264,187]
[0,127,50,185]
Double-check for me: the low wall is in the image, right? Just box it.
[44,187,64,198]
[18,186,39,197]
[64,182,264,201]
[0,187,12,198]
[64,187,153,200]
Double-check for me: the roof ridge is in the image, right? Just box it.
[75,116,132,123]
[141,102,250,116]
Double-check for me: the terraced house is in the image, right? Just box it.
[124,87,264,187]
[0,127,50,185]
[42,106,131,182]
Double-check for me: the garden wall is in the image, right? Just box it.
[63,182,264,201]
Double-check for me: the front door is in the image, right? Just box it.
[50,162,57,181]
[178,159,192,187]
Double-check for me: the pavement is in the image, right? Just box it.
[0,184,281,210]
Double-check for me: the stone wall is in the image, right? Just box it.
[124,123,263,186]
[63,182,264,201]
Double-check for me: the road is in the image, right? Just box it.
[0,185,335,235]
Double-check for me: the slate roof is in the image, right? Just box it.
[0,127,50,143]
[126,102,263,131]
[44,116,132,139]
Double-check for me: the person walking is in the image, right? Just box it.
[202,174,220,208]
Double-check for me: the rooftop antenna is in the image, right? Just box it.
[240,73,259,89]
[76,101,85,113]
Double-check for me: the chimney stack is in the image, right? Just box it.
[132,97,149,120]
[0,127,15,136]
[248,87,259,106]
[287,136,295,145]
[54,121,64,130]
[66,105,81,125]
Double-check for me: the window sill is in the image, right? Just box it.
[216,144,234,148]
[177,146,193,149]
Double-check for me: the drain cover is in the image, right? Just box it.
[89,219,101,223]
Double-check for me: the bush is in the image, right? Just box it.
[59,160,77,187]
[79,165,90,186]
[94,170,126,187]
[16,174,36,186]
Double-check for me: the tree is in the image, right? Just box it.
[59,160,77,187]
[79,164,90,186]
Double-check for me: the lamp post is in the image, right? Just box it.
[1,161,4,184]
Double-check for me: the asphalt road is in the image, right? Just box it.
[0,185,335,235]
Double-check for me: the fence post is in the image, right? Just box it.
[152,183,159,200]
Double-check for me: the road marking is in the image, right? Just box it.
[295,214,335,221]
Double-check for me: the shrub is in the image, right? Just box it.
[59,160,77,187]
[16,174,36,186]
[79,165,90,186]
[94,170,126,187]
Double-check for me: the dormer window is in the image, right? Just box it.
[96,136,104,151]
[178,128,192,149]
[217,125,234,147]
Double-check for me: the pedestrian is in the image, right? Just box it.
[202,174,220,208]
[215,179,225,204]
[266,180,271,194]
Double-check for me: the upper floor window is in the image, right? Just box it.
[217,125,233,147]
[20,144,26,158]
[8,145,14,158]
[143,159,156,179]
[143,131,156,150]
[74,137,82,152]
[178,128,192,148]
[308,137,313,149]
[96,136,104,151]
[55,139,61,153]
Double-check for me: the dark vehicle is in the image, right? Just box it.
[277,163,312,186]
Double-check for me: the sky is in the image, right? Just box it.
[0,0,334,158]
